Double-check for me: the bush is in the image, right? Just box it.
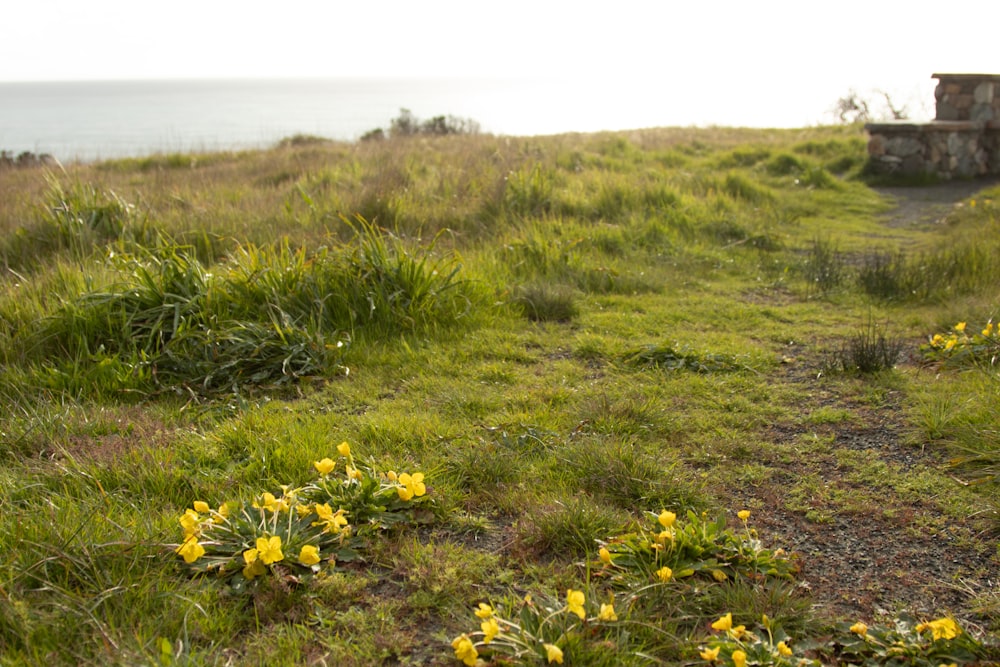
[386,108,480,138]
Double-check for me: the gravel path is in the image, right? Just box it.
[737,178,1000,631]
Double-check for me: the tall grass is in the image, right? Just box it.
[18,218,474,397]
[857,241,1000,302]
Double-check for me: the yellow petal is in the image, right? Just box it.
[298,544,320,566]
[313,458,335,476]
[711,613,733,632]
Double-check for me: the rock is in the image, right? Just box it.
[971,104,994,122]
[867,135,886,157]
[974,82,995,104]
[886,136,923,157]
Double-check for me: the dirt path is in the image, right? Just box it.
[738,178,1000,631]
[875,177,1000,229]
[747,365,996,630]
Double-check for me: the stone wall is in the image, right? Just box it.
[866,121,1000,178]
[934,73,1000,122]
[865,74,1000,179]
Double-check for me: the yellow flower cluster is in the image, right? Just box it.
[701,612,809,665]
[927,320,998,356]
[451,589,618,665]
[174,442,430,584]
[174,501,228,563]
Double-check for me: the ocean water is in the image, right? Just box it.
[0,76,926,162]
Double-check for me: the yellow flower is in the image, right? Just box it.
[731,625,746,639]
[337,441,352,458]
[192,501,210,514]
[298,544,320,566]
[955,322,967,333]
[312,503,349,534]
[399,472,426,498]
[544,643,564,664]
[386,470,398,482]
[256,535,283,565]
[711,569,728,582]
[732,649,747,667]
[474,602,494,619]
[313,458,335,476]
[656,566,673,582]
[175,535,205,563]
[917,617,960,640]
[598,602,618,621]
[599,547,612,564]
[850,621,868,637]
[179,509,200,537]
[658,510,676,528]
[655,529,674,544]
[737,509,751,522]
[216,503,230,518]
[711,613,733,632]
[699,645,720,661]
[931,333,945,347]
[944,337,958,351]
[777,640,792,657]
[255,492,288,513]
[345,464,363,481]
[566,589,586,619]
[451,634,478,667]
[242,547,266,579]
[480,616,500,644]
[296,503,313,518]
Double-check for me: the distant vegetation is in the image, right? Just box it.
[361,107,481,141]
[0,123,997,665]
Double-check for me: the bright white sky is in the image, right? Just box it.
[3,0,999,127]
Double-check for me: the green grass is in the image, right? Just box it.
[0,126,997,665]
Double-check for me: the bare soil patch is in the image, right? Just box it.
[730,178,1000,632]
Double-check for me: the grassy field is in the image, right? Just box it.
[0,124,998,666]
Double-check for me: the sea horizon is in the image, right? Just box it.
[0,76,934,163]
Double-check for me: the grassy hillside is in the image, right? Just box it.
[0,124,997,666]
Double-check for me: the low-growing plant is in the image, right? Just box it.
[827,315,903,374]
[451,590,625,666]
[173,442,433,591]
[698,611,819,666]
[921,320,999,369]
[623,344,744,373]
[824,615,985,666]
[594,509,797,589]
